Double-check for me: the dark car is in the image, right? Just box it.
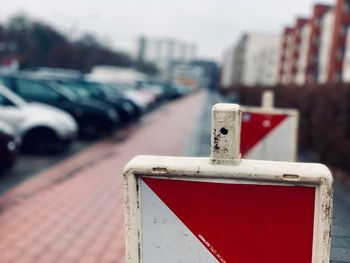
[20,70,142,121]
[0,120,20,169]
[91,81,143,118]
[158,82,183,100]
[51,79,141,122]
[0,74,121,138]
[141,81,183,100]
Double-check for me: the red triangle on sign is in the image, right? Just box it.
[241,112,288,155]
[142,177,315,263]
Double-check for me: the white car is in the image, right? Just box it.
[0,84,78,153]
[106,82,150,110]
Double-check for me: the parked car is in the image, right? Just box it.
[161,83,183,99]
[136,81,166,102]
[49,79,140,122]
[21,67,84,79]
[144,82,182,100]
[138,81,189,100]
[0,120,20,168]
[0,74,121,138]
[0,84,77,153]
[105,82,153,111]
[87,81,142,119]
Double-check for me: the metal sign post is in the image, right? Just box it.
[124,103,333,263]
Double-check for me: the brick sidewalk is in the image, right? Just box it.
[0,91,206,263]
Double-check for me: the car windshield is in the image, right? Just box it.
[52,83,80,101]
[108,83,135,92]
[0,84,27,107]
[88,82,119,96]
[59,81,104,99]
[81,82,105,98]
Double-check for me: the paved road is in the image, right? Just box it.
[332,182,350,262]
[0,141,94,194]
[184,90,350,263]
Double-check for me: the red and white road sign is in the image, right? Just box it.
[141,176,315,263]
[241,107,298,162]
[125,156,332,263]
[124,104,332,263]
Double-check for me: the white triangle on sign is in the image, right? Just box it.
[140,179,218,263]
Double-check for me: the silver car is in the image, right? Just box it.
[0,84,78,153]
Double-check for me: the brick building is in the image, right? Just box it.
[328,0,350,82]
[305,4,332,83]
[294,19,311,85]
[278,19,309,85]
[278,28,293,84]
[319,8,335,83]
[288,18,309,84]
[278,0,350,84]
[224,0,350,86]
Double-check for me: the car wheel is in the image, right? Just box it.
[80,118,102,139]
[22,127,60,154]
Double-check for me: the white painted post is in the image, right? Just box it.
[262,90,274,109]
[210,103,241,165]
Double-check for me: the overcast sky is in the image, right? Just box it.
[0,0,334,61]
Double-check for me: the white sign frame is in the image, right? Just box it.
[123,104,333,263]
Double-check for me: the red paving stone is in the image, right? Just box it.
[0,91,206,263]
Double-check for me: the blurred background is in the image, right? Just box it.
[0,0,349,262]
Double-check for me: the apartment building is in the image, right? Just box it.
[342,24,350,81]
[134,36,197,79]
[295,20,311,85]
[318,9,335,83]
[278,18,310,85]
[338,0,350,82]
[278,0,350,84]
[285,19,309,85]
[305,4,332,82]
[221,33,280,87]
[278,28,293,84]
[231,35,248,85]
[224,0,350,87]
[221,35,247,87]
[221,46,236,87]
[328,0,350,82]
